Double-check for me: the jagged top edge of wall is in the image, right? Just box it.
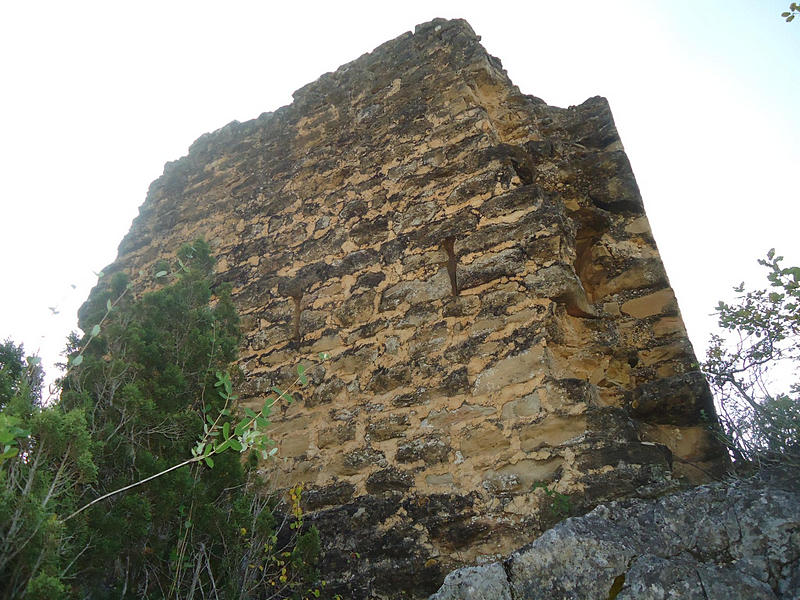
[114,17,608,268]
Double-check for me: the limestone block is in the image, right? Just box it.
[473,347,549,396]
[318,422,356,449]
[303,481,355,510]
[631,371,715,426]
[379,269,452,310]
[333,447,387,475]
[519,415,587,451]
[620,288,677,319]
[366,467,414,494]
[423,403,496,428]
[459,246,526,290]
[333,289,376,327]
[396,435,450,465]
[460,424,510,457]
[524,262,596,317]
[501,394,542,420]
[486,458,564,493]
[366,414,411,441]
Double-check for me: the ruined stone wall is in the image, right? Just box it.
[109,18,728,598]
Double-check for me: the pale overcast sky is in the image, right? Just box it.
[1,1,798,385]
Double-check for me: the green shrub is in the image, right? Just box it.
[703,250,800,470]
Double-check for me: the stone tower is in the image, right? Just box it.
[109,18,728,598]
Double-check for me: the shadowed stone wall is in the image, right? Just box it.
[106,18,728,598]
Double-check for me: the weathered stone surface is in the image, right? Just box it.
[519,414,586,451]
[620,288,677,318]
[632,371,717,426]
[317,422,355,448]
[473,347,549,395]
[365,413,410,441]
[524,263,597,317]
[366,467,414,494]
[303,481,355,510]
[397,434,451,465]
[101,17,730,599]
[429,563,512,600]
[430,473,800,600]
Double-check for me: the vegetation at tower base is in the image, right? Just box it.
[703,250,800,471]
[0,241,323,599]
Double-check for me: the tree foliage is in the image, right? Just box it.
[782,2,799,22]
[703,250,800,470]
[1,241,322,599]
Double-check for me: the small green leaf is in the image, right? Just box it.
[215,439,231,453]
[106,299,112,312]
[268,447,278,457]
[155,270,168,278]
[234,421,248,436]
[72,355,83,366]
[255,416,270,428]
[299,373,308,386]
[244,407,258,419]
[297,364,306,376]
[223,422,230,438]
[204,456,214,468]
[229,438,243,452]
[271,386,283,396]
[90,324,101,337]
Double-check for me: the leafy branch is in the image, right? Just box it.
[61,356,326,524]
[702,249,800,469]
[0,414,30,466]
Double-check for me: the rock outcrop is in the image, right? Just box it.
[103,17,730,598]
[430,472,800,599]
